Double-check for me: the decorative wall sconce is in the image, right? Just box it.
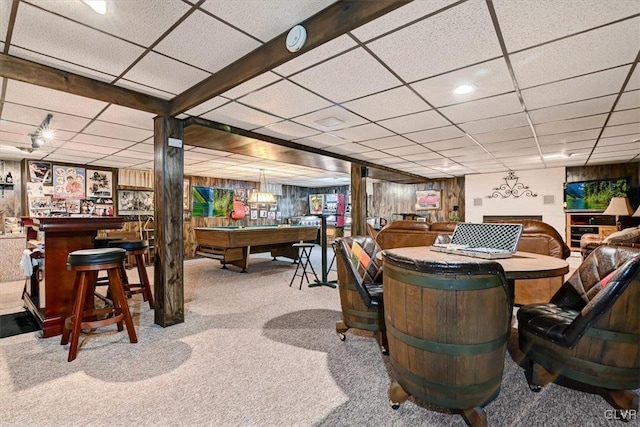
[487,170,538,199]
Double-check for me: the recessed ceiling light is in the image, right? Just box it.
[315,117,344,127]
[453,84,475,95]
[82,0,107,15]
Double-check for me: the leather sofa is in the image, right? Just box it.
[580,225,640,259]
[375,219,571,305]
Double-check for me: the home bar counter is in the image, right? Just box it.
[23,216,124,337]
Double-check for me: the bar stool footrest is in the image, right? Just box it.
[65,307,125,330]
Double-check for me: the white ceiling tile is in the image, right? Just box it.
[458,113,529,134]
[331,123,394,142]
[601,122,640,138]
[290,48,401,103]
[71,134,136,149]
[97,105,156,130]
[616,90,640,111]
[360,136,414,150]
[350,151,395,161]
[439,146,487,158]
[293,133,348,148]
[292,106,367,132]
[510,18,639,88]
[122,51,210,95]
[493,0,640,52]
[608,109,640,126]
[626,67,640,91]
[255,121,319,140]
[201,0,335,42]
[529,96,616,124]
[115,79,176,100]
[9,46,115,83]
[5,80,108,119]
[0,0,10,43]
[352,0,457,42]
[492,147,541,158]
[405,126,465,144]
[400,151,444,161]
[185,97,230,117]
[521,66,630,109]
[595,135,638,147]
[1,102,90,133]
[123,143,155,154]
[535,114,607,136]
[85,121,153,142]
[116,150,155,161]
[34,0,191,46]
[155,10,261,74]
[240,80,331,118]
[274,35,357,77]
[378,110,450,134]
[384,145,433,157]
[56,141,120,155]
[342,86,431,121]
[592,144,639,155]
[538,129,600,145]
[423,136,475,151]
[222,72,282,99]
[473,126,533,144]
[330,143,372,155]
[201,102,281,130]
[12,3,145,76]
[367,0,502,82]
[45,153,104,163]
[411,58,514,107]
[439,93,523,123]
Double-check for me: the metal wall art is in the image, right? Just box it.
[487,171,538,199]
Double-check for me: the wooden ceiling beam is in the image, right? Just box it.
[170,0,411,115]
[0,53,170,115]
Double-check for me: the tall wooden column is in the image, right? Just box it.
[153,116,184,327]
[351,164,367,237]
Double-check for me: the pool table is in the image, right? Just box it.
[194,225,318,272]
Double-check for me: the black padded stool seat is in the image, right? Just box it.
[108,239,154,309]
[94,237,124,249]
[289,243,318,289]
[61,247,137,362]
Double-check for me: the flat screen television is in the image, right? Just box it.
[564,178,630,212]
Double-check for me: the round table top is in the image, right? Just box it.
[381,247,570,280]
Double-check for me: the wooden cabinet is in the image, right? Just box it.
[566,213,617,251]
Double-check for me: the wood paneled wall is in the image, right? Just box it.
[0,160,22,222]
[566,162,639,186]
[369,177,465,223]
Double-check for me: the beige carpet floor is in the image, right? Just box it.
[0,248,633,427]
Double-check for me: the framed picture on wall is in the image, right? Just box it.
[86,169,113,198]
[415,190,441,210]
[28,161,52,183]
[250,210,258,220]
[183,179,191,211]
[53,165,86,199]
[259,209,267,218]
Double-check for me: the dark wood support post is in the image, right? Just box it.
[153,116,184,327]
[351,164,367,237]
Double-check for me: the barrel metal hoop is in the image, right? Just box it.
[385,267,501,291]
[343,307,383,320]
[584,327,640,344]
[388,323,508,355]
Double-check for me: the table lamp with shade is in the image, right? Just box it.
[603,197,633,230]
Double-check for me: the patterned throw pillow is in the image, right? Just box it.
[350,241,380,283]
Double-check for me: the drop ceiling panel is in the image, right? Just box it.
[360,135,414,150]
[385,144,436,157]
[115,150,156,161]
[366,0,501,82]
[0,0,10,43]
[97,105,156,130]
[4,80,108,118]
[535,114,608,136]
[240,80,331,118]
[459,112,529,134]
[290,48,402,103]
[155,10,261,73]
[201,102,281,130]
[597,135,640,147]
[201,0,336,42]
[472,126,533,144]
[616,91,640,111]
[342,86,431,122]
[411,58,514,107]
[254,121,319,140]
[84,121,153,142]
[493,0,640,52]
[57,141,121,155]
[115,79,176,100]
[492,147,541,158]
[482,138,538,152]
[274,35,357,77]
[1,103,91,133]
[292,106,368,132]
[438,146,487,158]
[71,134,136,149]
[510,18,639,88]
[423,136,475,151]
[521,66,630,110]
[34,0,191,47]
[122,51,211,95]
[400,150,445,161]
[123,143,154,154]
[330,143,372,155]
[378,110,450,134]
[529,96,617,124]
[350,151,395,161]
[11,3,145,76]
[439,93,523,123]
[405,126,465,144]
[608,109,640,126]
[222,72,282,100]
[185,97,230,117]
[601,122,640,138]
[293,133,348,148]
[331,123,394,142]
[537,129,601,145]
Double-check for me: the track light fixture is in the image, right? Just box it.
[28,113,53,149]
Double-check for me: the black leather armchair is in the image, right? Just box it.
[517,245,640,417]
[334,236,387,354]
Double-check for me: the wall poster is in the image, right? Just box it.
[415,190,442,210]
[86,169,113,199]
[53,165,86,199]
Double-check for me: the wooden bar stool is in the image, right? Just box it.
[61,248,137,362]
[289,243,318,289]
[108,240,154,309]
